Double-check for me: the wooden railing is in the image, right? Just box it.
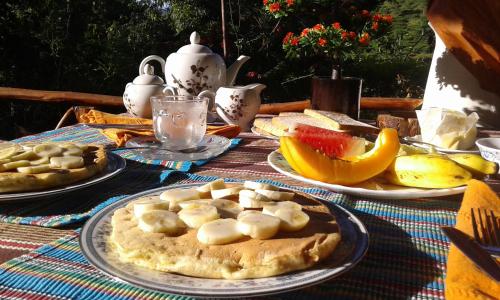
[0,87,423,113]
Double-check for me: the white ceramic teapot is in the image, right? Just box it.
[215,83,266,131]
[123,64,171,118]
[139,31,250,103]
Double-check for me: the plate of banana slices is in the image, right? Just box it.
[80,181,369,298]
[0,142,126,201]
[268,151,467,200]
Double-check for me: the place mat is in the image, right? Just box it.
[13,124,241,172]
[0,173,459,299]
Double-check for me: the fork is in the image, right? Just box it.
[471,208,500,257]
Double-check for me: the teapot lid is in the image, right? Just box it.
[177,32,213,54]
[133,64,164,85]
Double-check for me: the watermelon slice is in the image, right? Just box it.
[289,123,366,159]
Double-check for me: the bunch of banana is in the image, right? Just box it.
[384,153,497,189]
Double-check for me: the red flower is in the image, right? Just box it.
[313,24,325,31]
[359,33,370,46]
[286,0,294,7]
[300,28,310,37]
[372,22,379,31]
[383,15,393,24]
[246,71,258,79]
[349,31,357,40]
[373,14,381,22]
[332,22,341,30]
[269,2,280,13]
[282,32,294,44]
[361,10,370,18]
[318,38,327,47]
[341,31,348,41]
[263,0,268,5]
[290,37,299,46]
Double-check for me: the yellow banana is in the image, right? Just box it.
[384,154,472,188]
[446,153,498,176]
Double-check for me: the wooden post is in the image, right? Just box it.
[221,0,228,60]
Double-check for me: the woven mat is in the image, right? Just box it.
[0,125,240,227]
[0,173,460,299]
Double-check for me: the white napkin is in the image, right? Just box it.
[416,108,479,150]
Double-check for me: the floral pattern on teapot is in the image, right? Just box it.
[171,60,213,96]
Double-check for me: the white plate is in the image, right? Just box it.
[251,126,280,140]
[405,135,480,154]
[125,135,231,161]
[267,150,466,199]
[80,183,369,298]
[0,153,126,202]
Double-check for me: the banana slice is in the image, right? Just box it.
[19,142,38,151]
[196,179,226,198]
[211,186,243,199]
[262,201,302,216]
[274,208,310,232]
[72,142,88,151]
[30,156,50,165]
[178,199,213,209]
[243,181,279,191]
[33,144,64,158]
[178,204,219,228]
[197,218,243,245]
[160,188,201,211]
[255,189,295,201]
[137,210,185,234]
[62,146,83,156]
[0,145,22,159]
[17,164,51,174]
[237,212,281,239]
[0,160,30,171]
[133,198,170,219]
[211,199,244,218]
[10,150,37,161]
[49,156,84,169]
[237,210,262,220]
[0,159,10,164]
[238,189,272,208]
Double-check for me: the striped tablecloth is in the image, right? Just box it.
[0,125,476,299]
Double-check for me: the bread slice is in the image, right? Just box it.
[271,114,339,132]
[304,109,379,134]
[253,118,286,136]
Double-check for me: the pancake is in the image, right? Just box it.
[110,186,341,279]
[0,144,107,193]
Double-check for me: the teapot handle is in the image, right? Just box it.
[139,55,166,75]
[162,85,177,96]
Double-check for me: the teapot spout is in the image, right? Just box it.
[226,55,250,86]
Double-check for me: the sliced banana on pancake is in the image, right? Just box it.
[255,189,295,201]
[197,218,243,245]
[237,212,280,239]
[17,164,52,174]
[33,144,64,158]
[178,199,213,209]
[0,160,30,171]
[0,159,10,164]
[243,181,279,191]
[30,156,50,165]
[237,210,261,220]
[178,204,219,228]
[262,201,302,216]
[10,150,38,161]
[196,179,226,198]
[274,208,310,232]
[62,146,83,156]
[137,210,185,234]
[211,199,243,218]
[211,186,243,199]
[133,199,170,219]
[238,189,272,208]
[0,144,22,159]
[50,156,84,169]
[160,188,201,211]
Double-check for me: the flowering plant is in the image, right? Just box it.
[264,2,393,79]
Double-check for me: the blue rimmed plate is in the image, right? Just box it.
[80,183,368,298]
